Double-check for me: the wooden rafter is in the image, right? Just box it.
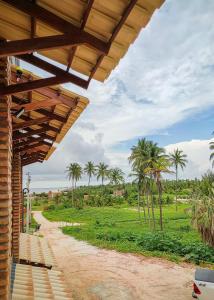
[0,76,70,96]
[1,0,109,54]
[89,0,137,82]
[12,98,67,123]
[66,0,95,71]
[15,141,50,153]
[12,98,68,112]
[12,117,50,131]
[17,54,88,89]
[22,158,43,166]
[13,128,54,141]
[14,137,52,150]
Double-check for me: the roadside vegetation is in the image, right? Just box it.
[31,137,214,265]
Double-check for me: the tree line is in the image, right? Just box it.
[66,162,124,205]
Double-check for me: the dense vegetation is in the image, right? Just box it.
[43,204,214,265]
[32,137,214,265]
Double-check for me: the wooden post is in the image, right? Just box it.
[0,56,12,299]
[12,153,21,261]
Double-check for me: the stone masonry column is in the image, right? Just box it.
[0,57,12,299]
[12,153,21,261]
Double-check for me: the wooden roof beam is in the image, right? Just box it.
[13,128,54,141]
[22,158,43,166]
[12,102,67,123]
[67,0,95,71]
[22,152,46,160]
[0,76,70,96]
[89,0,137,82]
[12,98,67,112]
[13,117,50,131]
[1,0,109,54]
[15,141,50,153]
[14,136,52,149]
[0,34,88,57]
[17,54,89,89]
[13,116,60,134]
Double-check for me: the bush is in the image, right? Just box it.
[95,230,214,264]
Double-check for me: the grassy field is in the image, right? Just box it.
[43,204,214,265]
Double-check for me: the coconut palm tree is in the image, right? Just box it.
[129,139,151,221]
[66,163,82,205]
[169,149,187,211]
[84,161,96,186]
[209,140,214,167]
[145,156,172,230]
[96,162,109,185]
[129,166,147,222]
[108,168,124,186]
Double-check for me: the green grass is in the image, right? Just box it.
[43,204,214,265]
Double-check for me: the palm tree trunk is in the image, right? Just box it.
[137,184,142,223]
[175,165,178,211]
[88,175,91,186]
[72,178,74,207]
[150,177,156,230]
[141,186,146,222]
[158,180,163,231]
[146,188,151,225]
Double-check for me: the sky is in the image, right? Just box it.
[23,0,214,191]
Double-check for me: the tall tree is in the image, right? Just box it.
[84,161,96,186]
[96,162,109,185]
[108,168,124,186]
[145,156,172,230]
[66,163,82,205]
[169,149,187,211]
[129,167,146,222]
[129,139,154,226]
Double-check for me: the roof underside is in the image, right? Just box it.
[11,66,89,165]
[0,0,165,83]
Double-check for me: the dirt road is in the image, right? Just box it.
[33,211,194,300]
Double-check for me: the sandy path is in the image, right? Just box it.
[33,211,194,300]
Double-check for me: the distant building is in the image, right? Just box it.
[48,190,62,199]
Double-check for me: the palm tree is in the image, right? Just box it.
[66,163,82,205]
[96,162,109,185]
[209,140,214,167]
[129,139,151,223]
[145,156,172,230]
[169,149,187,211]
[84,161,96,186]
[108,168,124,186]
[129,167,146,222]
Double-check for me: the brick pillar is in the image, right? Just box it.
[0,57,12,299]
[19,166,23,233]
[12,153,21,261]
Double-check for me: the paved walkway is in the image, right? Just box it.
[33,211,194,300]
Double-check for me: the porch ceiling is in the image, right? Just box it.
[0,0,165,85]
[11,66,89,166]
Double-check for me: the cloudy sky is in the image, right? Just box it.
[23,0,214,190]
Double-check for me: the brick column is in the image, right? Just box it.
[19,166,23,233]
[0,57,12,299]
[12,153,21,261]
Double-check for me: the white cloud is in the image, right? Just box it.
[165,139,213,179]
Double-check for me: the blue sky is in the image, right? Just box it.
[24,0,214,189]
